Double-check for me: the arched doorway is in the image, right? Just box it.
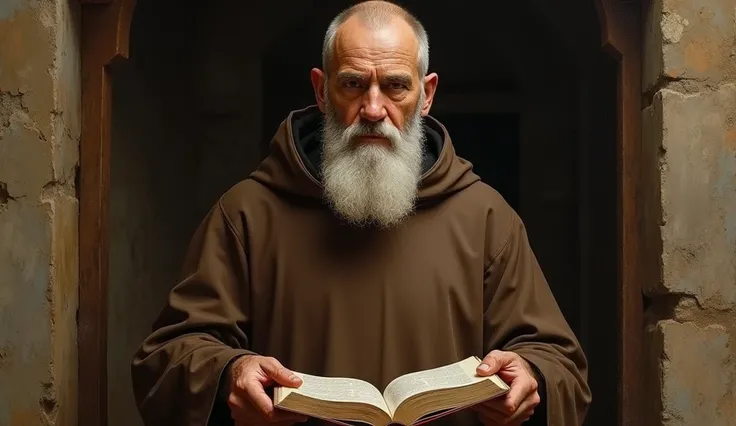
[78,1,644,425]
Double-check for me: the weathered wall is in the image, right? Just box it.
[0,0,80,425]
[643,0,736,423]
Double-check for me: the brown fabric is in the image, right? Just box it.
[131,105,591,426]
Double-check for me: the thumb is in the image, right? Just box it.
[477,350,509,376]
[260,357,303,387]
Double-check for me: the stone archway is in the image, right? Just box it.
[77,1,645,425]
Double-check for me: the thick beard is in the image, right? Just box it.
[320,91,426,228]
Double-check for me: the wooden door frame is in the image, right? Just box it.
[594,1,646,424]
[77,1,645,425]
[78,1,136,425]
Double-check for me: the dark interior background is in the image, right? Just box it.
[109,1,618,425]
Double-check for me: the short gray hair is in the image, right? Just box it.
[321,1,429,79]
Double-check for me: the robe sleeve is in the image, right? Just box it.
[483,210,592,426]
[130,197,255,426]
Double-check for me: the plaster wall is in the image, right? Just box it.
[0,0,81,425]
[643,0,736,423]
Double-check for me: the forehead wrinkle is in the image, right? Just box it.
[336,50,416,76]
[338,47,414,62]
[338,65,415,81]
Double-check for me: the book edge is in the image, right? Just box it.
[275,390,393,425]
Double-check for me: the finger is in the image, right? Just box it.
[232,404,307,425]
[260,357,303,387]
[481,385,535,417]
[521,409,534,420]
[477,350,515,376]
[244,380,280,419]
[507,392,540,422]
[483,397,509,416]
[228,391,250,413]
[231,395,264,423]
[229,392,272,424]
[235,387,309,424]
[483,392,522,416]
[503,377,538,414]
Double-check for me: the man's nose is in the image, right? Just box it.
[359,85,387,122]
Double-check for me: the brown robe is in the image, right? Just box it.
[131,106,591,426]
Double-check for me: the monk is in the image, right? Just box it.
[130,1,592,425]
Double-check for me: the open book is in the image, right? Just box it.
[273,356,510,426]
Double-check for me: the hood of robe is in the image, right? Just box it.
[250,105,480,203]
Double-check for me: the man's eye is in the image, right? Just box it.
[343,80,361,89]
[389,82,407,90]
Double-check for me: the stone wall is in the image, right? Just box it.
[643,0,736,424]
[0,0,81,425]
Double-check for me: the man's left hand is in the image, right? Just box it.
[472,350,541,425]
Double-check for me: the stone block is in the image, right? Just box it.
[658,85,736,308]
[645,0,736,90]
[0,0,57,141]
[643,325,665,426]
[641,94,664,297]
[658,321,734,425]
[0,200,53,426]
[0,108,54,199]
[0,0,81,425]
[52,2,81,186]
[48,194,79,426]
[644,0,665,91]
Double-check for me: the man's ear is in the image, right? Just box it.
[311,68,327,112]
[420,72,439,116]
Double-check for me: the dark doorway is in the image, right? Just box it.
[107,1,619,426]
[259,5,618,424]
[432,113,521,211]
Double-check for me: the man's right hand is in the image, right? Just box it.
[226,355,308,425]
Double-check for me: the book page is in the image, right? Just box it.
[284,372,390,414]
[382,358,482,415]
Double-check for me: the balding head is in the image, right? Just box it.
[322,1,429,78]
[309,1,439,228]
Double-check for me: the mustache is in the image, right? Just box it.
[342,120,403,143]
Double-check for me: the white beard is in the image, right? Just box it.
[320,92,426,228]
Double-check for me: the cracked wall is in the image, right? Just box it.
[644,0,736,424]
[0,0,80,425]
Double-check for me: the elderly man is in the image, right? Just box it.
[131,1,591,425]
